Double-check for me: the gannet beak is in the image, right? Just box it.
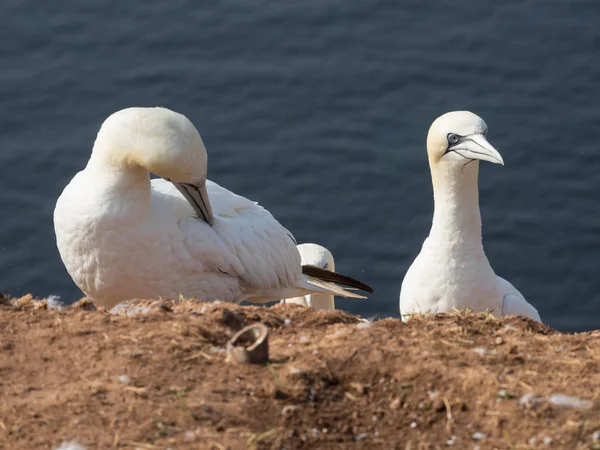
[456,134,504,166]
[172,181,215,225]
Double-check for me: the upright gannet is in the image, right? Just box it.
[54,107,374,309]
[399,111,541,322]
[282,243,336,310]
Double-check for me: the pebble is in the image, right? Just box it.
[118,375,131,385]
[284,318,291,326]
[410,422,417,429]
[471,432,486,441]
[593,430,600,442]
[389,398,401,410]
[548,394,593,410]
[498,390,515,399]
[446,435,456,446]
[519,392,544,408]
[54,442,87,450]
[354,433,369,441]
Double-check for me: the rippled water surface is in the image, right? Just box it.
[1,1,599,331]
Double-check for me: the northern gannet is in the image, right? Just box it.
[399,111,541,322]
[54,107,374,309]
[282,243,336,310]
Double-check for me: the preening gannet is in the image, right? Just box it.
[399,111,541,322]
[282,243,336,310]
[54,107,374,309]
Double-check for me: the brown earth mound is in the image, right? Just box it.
[1,295,600,450]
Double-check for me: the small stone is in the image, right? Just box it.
[284,318,291,325]
[354,432,368,441]
[471,432,486,441]
[520,392,544,408]
[446,435,456,446]
[410,422,417,429]
[593,430,600,441]
[495,337,504,345]
[543,436,552,445]
[548,394,593,410]
[54,441,87,450]
[118,375,131,385]
[389,398,401,410]
[498,390,515,399]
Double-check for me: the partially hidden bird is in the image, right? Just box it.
[282,243,337,310]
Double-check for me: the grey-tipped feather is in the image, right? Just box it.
[301,265,374,294]
[296,276,366,299]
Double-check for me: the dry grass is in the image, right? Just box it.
[0,295,599,449]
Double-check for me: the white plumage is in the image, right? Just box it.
[54,107,372,309]
[282,243,336,310]
[399,111,541,323]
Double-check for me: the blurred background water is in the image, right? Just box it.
[0,0,599,332]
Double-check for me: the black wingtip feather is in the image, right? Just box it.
[301,265,375,294]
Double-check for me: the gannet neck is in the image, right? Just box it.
[84,156,153,218]
[429,160,482,247]
[309,293,335,310]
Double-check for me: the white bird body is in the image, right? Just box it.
[54,107,372,309]
[400,111,541,322]
[282,243,336,310]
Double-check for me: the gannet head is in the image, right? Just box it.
[92,107,214,225]
[298,243,335,272]
[426,111,504,168]
[298,243,335,310]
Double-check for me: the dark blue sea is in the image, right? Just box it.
[1,0,599,332]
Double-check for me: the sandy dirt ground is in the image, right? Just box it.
[1,294,599,450]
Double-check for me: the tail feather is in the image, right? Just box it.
[297,276,366,299]
[245,266,374,304]
[301,265,375,294]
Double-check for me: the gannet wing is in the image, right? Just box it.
[151,178,371,303]
[152,178,301,291]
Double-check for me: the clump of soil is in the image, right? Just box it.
[1,295,599,449]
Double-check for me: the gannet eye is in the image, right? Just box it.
[323,263,329,270]
[447,133,460,145]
